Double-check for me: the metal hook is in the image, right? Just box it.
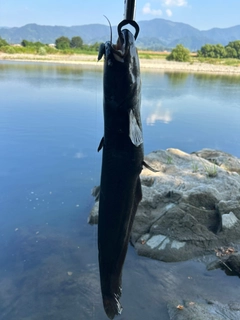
[117,19,140,41]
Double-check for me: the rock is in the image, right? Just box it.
[226,254,240,276]
[222,212,238,229]
[217,200,240,219]
[193,148,240,174]
[88,148,240,263]
[208,253,240,277]
[167,299,240,320]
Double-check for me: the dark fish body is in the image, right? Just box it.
[98,27,143,319]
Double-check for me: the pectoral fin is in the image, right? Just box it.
[98,43,105,61]
[98,137,104,152]
[129,110,143,147]
[142,161,159,172]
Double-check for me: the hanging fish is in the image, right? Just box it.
[97,19,155,319]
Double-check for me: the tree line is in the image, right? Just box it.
[20,36,100,51]
[19,36,85,49]
[1,35,240,61]
[167,40,240,62]
[197,41,240,59]
[0,35,100,54]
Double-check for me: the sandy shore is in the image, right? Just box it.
[1,52,240,74]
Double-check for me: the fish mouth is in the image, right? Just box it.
[112,20,139,62]
[112,31,129,62]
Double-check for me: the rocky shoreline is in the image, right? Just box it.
[89,148,240,319]
[1,52,240,74]
[89,148,240,271]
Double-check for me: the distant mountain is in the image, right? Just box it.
[201,25,240,44]
[1,19,240,51]
[0,23,112,45]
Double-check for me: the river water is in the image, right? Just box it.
[0,61,240,319]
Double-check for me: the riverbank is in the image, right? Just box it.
[1,52,240,74]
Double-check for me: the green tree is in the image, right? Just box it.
[213,44,226,58]
[198,44,215,57]
[0,37,8,47]
[90,42,101,51]
[225,40,240,58]
[55,36,70,49]
[70,36,83,49]
[21,40,45,48]
[167,44,190,62]
[225,46,238,58]
[34,41,44,48]
[21,39,32,47]
[198,41,240,59]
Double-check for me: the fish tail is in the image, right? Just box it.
[103,294,123,319]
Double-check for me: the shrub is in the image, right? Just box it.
[38,47,47,55]
[167,44,190,62]
[4,46,16,54]
[45,46,57,54]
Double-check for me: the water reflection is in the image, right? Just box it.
[0,61,102,88]
[144,99,172,125]
[142,71,240,104]
[193,72,240,84]
[166,72,189,86]
[0,61,102,75]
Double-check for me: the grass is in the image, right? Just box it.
[0,45,99,56]
[166,155,173,164]
[202,162,218,178]
[191,162,199,173]
[192,56,240,67]
[138,51,169,60]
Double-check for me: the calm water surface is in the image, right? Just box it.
[0,61,240,319]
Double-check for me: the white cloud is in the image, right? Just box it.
[143,100,172,125]
[161,0,187,6]
[166,9,173,16]
[142,3,162,16]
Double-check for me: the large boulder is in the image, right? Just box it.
[89,148,240,263]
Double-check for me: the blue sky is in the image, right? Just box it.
[1,0,240,30]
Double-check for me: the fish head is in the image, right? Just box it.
[112,19,139,62]
[111,28,134,63]
[98,20,139,65]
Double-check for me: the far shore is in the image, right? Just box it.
[1,52,240,75]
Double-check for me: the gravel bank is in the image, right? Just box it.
[140,58,240,74]
[1,53,240,74]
